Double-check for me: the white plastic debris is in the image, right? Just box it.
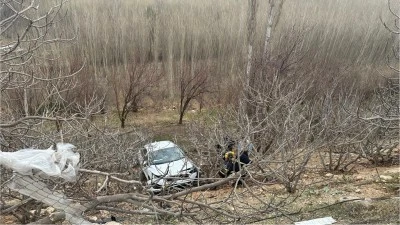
[0,143,79,181]
[295,217,336,225]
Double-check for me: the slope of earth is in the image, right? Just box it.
[2,109,398,224]
[100,109,400,224]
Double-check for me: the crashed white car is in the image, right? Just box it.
[139,141,200,192]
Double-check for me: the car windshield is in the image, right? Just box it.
[149,147,185,165]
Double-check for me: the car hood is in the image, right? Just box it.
[146,158,194,177]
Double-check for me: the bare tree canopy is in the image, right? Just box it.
[1,0,399,224]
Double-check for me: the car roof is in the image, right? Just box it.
[144,141,177,152]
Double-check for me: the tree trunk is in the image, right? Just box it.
[23,88,29,116]
[262,0,275,68]
[121,118,125,128]
[243,0,258,117]
[178,112,184,124]
[262,0,284,75]
[167,30,174,99]
[178,99,191,124]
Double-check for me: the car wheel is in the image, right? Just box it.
[192,172,202,186]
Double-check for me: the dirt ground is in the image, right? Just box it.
[129,109,400,224]
[1,110,399,224]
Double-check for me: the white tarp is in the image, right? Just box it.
[2,143,93,224]
[0,143,79,181]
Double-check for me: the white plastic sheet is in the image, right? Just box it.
[0,143,79,181]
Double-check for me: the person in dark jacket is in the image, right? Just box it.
[219,146,252,178]
[224,151,237,176]
[239,150,251,165]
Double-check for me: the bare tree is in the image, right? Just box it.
[0,0,107,152]
[355,0,399,163]
[188,38,324,193]
[177,62,210,124]
[2,1,397,224]
[243,0,257,114]
[109,63,159,128]
[0,1,103,224]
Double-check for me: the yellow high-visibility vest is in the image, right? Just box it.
[224,151,235,160]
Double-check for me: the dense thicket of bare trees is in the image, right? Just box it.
[0,0,100,150]
[54,0,394,117]
[1,0,398,224]
[187,0,399,195]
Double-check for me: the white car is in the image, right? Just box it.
[139,141,200,192]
